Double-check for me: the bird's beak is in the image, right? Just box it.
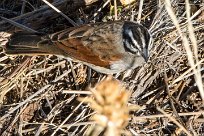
[143,48,149,62]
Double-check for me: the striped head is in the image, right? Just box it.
[123,21,152,62]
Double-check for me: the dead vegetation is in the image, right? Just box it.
[0,0,204,135]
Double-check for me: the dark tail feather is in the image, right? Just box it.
[5,32,50,55]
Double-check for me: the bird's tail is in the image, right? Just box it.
[4,32,57,55]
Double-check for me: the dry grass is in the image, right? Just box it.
[0,0,204,135]
[78,76,133,136]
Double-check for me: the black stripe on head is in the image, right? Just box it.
[137,24,151,50]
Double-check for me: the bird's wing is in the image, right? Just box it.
[49,22,124,68]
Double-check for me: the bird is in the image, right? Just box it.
[4,21,152,74]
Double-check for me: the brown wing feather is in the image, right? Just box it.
[55,38,111,68]
[50,22,124,68]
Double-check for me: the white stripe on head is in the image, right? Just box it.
[137,27,146,49]
[127,29,142,52]
[124,40,136,52]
